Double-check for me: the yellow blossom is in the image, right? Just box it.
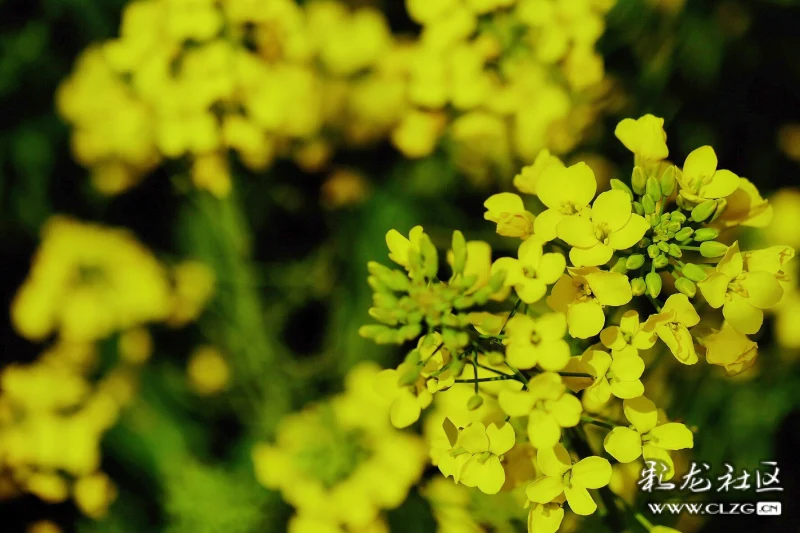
[491,238,566,303]
[187,346,230,395]
[526,444,611,516]
[575,349,646,403]
[600,310,661,358]
[73,472,117,518]
[697,242,785,335]
[614,114,669,161]
[437,420,515,494]
[677,146,741,202]
[533,162,597,242]
[703,322,758,375]
[513,149,564,195]
[527,502,565,533]
[557,190,650,267]
[603,396,693,479]
[503,313,571,371]
[374,362,433,428]
[547,267,633,339]
[712,178,773,229]
[654,294,701,364]
[498,372,582,449]
[484,193,536,239]
[385,226,424,269]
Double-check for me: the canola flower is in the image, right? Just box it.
[359,115,796,533]
[57,0,616,196]
[3,217,216,517]
[252,362,427,533]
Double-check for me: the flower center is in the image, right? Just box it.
[594,222,611,244]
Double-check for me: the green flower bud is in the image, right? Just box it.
[611,179,634,200]
[452,230,467,275]
[453,295,475,309]
[660,165,677,197]
[489,270,507,292]
[653,255,669,269]
[693,228,720,242]
[633,202,645,215]
[487,351,505,366]
[700,241,729,258]
[674,227,694,241]
[657,241,670,253]
[632,166,647,195]
[661,212,672,223]
[642,194,656,214]
[671,211,687,224]
[681,263,708,282]
[648,244,661,258]
[420,234,439,280]
[626,254,646,270]
[711,198,728,223]
[691,200,717,223]
[667,221,682,233]
[641,237,652,247]
[646,176,662,202]
[675,277,697,298]
[645,272,663,298]
[611,258,629,273]
[668,243,683,258]
[400,323,423,341]
[467,394,484,411]
[631,277,647,296]
[368,307,398,325]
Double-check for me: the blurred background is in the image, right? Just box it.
[0,0,799,531]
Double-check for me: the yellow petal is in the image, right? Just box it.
[385,230,411,267]
[533,209,565,242]
[477,455,506,494]
[538,162,596,211]
[528,410,561,449]
[581,349,611,378]
[567,301,605,339]
[697,272,730,309]
[484,193,525,219]
[722,296,763,335]
[516,278,548,304]
[569,243,614,268]
[623,396,658,434]
[610,354,645,381]
[564,485,597,515]
[557,216,598,248]
[536,444,572,477]
[614,115,669,160]
[498,389,536,417]
[487,422,516,456]
[740,271,784,309]
[642,444,676,480]
[610,379,644,399]
[519,237,545,266]
[528,503,565,533]
[537,340,571,371]
[537,313,568,342]
[648,423,694,450]
[603,426,643,463]
[546,275,578,313]
[585,271,632,307]
[661,294,700,327]
[702,169,740,198]
[550,394,582,428]
[608,214,650,250]
[592,190,632,232]
[571,456,612,489]
[683,146,717,182]
[717,241,744,278]
[459,422,489,453]
[492,257,525,287]
[526,476,565,504]
[538,253,567,284]
[390,389,421,428]
[600,326,625,351]
[656,324,698,365]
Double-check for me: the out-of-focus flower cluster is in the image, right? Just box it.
[2,217,216,517]
[354,115,795,532]
[252,362,427,533]
[57,0,616,196]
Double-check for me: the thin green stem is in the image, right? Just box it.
[456,376,521,383]
[476,363,514,377]
[499,298,522,336]
[504,362,530,388]
[580,416,617,430]
[680,245,701,251]
[558,371,593,378]
[634,512,654,531]
[646,294,663,312]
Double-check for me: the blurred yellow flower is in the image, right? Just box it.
[436,420,515,494]
[484,193,537,240]
[614,114,669,162]
[187,346,230,395]
[703,322,758,375]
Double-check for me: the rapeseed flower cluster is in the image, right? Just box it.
[57,0,615,196]
[3,217,216,516]
[252,362,426,533]
[359,115,795,532]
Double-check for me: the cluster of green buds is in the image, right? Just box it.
[359,229,507,354]
[608,164,732,302]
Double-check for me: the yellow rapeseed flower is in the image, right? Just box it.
[677,146,741,202]
[503,313,571,371]
[436,420,515,494]
[491,238,566,303]
[533,162,597,242]
[484,193,537,240]
[653,294,701,364]
[614,114,669,162]
[703,322,758,375]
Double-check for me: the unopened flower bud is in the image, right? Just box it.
[667,243,683,258]
[675,277,697,298]
[611,258,629,273]
[660,166,677,197]
[631,277,647,296]
[653,255,669,269]
[452,230,467,275]
[670,211,687,224]
[645,272,663,298]
[700,241,729,258]
[674,227,694,241]
[467,394,484,411]
[632,166,647,195]
[611,179,634,200]
[646,176,662,202]
[682,263,708,282]
[648,245,660,258]
[693,228,720,242]
[642,194,656,214]
[626,254,645,270]
[691,200,717,222]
